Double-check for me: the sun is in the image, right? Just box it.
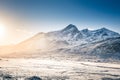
[0,23,6,37]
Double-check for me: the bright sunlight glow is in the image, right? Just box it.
[0,23,6,38]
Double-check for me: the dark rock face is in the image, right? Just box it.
[102,77,120,80]
[25,76,42,80]
[61,24,79,33]
[92,37,120,59]
[3,75,13,80]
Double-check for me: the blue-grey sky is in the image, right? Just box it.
[0,0,120,45]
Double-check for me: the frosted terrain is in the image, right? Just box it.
[0,58,120,80]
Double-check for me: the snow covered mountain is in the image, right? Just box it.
[46,24,120,43]
[1,24,120,60]
[16,24,120,50]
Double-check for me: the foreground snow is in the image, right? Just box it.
[0,58,120,80]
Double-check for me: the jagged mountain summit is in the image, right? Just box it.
[46,24,120,44]
[49,24,119,40]
[17,24,120,49]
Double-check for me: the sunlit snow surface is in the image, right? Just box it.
[0,58,120,80]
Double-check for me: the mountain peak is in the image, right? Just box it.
[94,27,111,33]
[97,27,119,34]
[62,24,79,32]
[100,27,109,30]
